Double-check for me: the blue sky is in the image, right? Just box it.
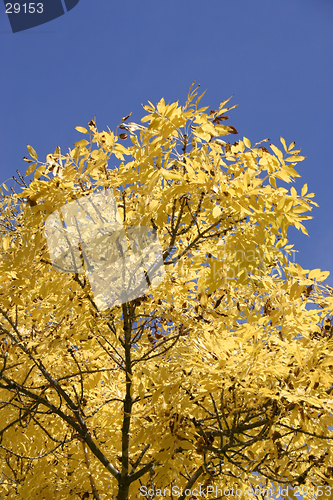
[1,0,333,285]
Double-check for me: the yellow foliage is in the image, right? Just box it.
[0,84,332,499]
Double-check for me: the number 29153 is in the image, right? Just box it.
[6,3,44,14]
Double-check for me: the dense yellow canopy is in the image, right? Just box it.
[0,84,332,499]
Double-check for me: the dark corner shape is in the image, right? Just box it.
[4,0,80,33]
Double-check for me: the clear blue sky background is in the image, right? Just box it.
[1,2,333,497]
[0,0,333,286]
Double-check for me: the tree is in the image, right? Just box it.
[0,83,333,500]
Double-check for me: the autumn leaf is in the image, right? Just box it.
[27,144,38,160]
